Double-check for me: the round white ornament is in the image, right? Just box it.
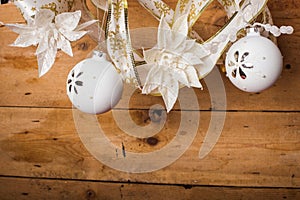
[67,51,123,114]
[225,28,283,93]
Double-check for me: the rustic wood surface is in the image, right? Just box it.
[0,0,300,199]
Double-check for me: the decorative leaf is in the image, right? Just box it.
[75,81,83,86]
[76,20,98,31]
[172,14,188,37]
[182,52,203,65]
[143,48,160,64]
[157,16,171,49]
[241,52,249,62]
[35,9,55,27]
[11,32,40,47]
[57,34,73,56]
[36,31,50,55]
[142,66,161,94]
[37,38,57,77]
[5,23,34,34]
[60,30,87,42]
[159,80,178,113]
[173,68,190,87]
[55,10,81,31]
[185,66,202,88]
[242,63,254,69]
[76,72,83,78]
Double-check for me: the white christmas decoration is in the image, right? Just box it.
[4,0,294,114]
[106,0,274,112]
[225,28,283,93]
[66,51,123,114]
[12,0,74,23]
[5,9,97,77]
[141,14,209,112]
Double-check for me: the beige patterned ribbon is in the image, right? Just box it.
[12,0,74,22]
[106,0,142,88]
[137,0,214,27]
[137,0,174,23]
[174,0,213,27]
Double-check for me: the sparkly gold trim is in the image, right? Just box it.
[203,0,269,44]
[106,0,142,88]
[189,0,214,28]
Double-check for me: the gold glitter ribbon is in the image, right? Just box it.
[106,0,142,88]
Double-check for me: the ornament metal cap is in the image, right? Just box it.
[246,27,261,36]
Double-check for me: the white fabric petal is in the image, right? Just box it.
[55,10,81,31]
[142,83,159,95]
[5,23,33,34]
[11,32,39,47]
[157,16,171,49]
[159,80,179,113]
[173,68,190,87]
[36,31,50,54]
[182,52,203,65]
[37,37,57,77]
[142,65,161,94]
[60,30,87,41]
[174,39,195,53]
[75,20,98,31]
[166,14,189,51]
[172,14,188,37]
[142,62,180,112]
[191,43,210,58]
[57,34,73,57]
[167,32,186,52]
[35,9,55,27]
[136,63,154,86]
[185,66,202,88]
[143,48,160,64]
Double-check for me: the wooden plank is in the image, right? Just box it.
[0,177,300,200]
[0,3,24,23]
[0,107,299,187]
[0,1,300,197]
[0,2,300,111]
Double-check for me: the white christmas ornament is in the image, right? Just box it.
[225,28,283,93]
[67,51,123,114]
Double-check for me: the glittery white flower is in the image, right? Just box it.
[6,9,97,77]
[141,14,209,112]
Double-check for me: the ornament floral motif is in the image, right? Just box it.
[67,70,84,95]
[141,14,209,112]
[227,51,253,79]
[5,9,97,77]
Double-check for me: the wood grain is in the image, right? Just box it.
[0,107,299,187]
[0,0,300,199]
[0,177,300,200]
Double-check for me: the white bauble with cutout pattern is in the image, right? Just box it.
[67,51,123,114]
[225,28,283,93]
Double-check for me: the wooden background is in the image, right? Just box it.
[0,0,300,199]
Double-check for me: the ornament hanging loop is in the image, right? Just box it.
[245,25,262,36]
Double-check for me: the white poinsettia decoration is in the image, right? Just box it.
[6,9,97,77]
[141,14,210,112]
